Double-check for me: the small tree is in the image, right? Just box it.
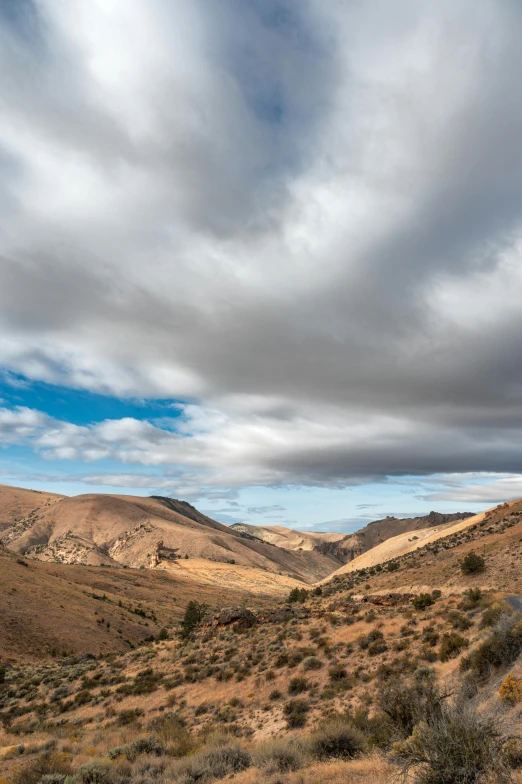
[180,601,207,639]
[412,593,435,611]
[461,552,485,574]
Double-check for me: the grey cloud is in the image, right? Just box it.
[2,1,522,488]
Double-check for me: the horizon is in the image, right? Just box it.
[2,1,522,531]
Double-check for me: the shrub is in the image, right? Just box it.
[461,618,522,679]
[412,594,435,611]
[10,752,73,784]
[461,552,485,574]
[439,633,469,662]
[302,655,322,671]
[283,699,310,729]
[460,588,482,610]
[255,738,306,773]
[393,700,508,784]
[180,601,207,639]
[447,611,472,631]
[309,719,365,760]
[288,588,309,604]
[498,673,522,705]
[171,744,251,783]
[386,561,399,572]
[480,603,509,629]
[328,663,348,682]
[75,762,112,784]
[378,671,443,741]
[288,677,309,695]
[503,739,522,769]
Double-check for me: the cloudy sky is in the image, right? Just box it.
[1,0,522,531]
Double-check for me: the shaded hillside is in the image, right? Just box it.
[0,543,301,661]
[0,486,339,583]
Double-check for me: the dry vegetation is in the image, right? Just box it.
[2,498,522,782]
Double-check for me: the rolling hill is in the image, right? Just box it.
[0,485,339,583]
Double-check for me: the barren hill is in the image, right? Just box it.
[231,511,475,566]
[0,542,301,661]
[0,483,63,532]
[0,485,339,583]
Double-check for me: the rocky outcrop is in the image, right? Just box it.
[206,606,258,630]
[362,593,415,606]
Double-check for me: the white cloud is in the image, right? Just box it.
[1,2,522,490]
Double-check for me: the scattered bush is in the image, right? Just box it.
[302,655,322,671]
[480,603,510,629]
[288,676,309,695]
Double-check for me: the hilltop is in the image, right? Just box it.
[0,485,338,583]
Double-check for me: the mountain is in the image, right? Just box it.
[0,485,339,583]
[231,511,475,565]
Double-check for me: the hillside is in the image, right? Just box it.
[0,484,63,532]
[0,485,339,583]
[0,542,302,662]
[231,511,475,566]
[2,498,522,784]
[326,508,489,580]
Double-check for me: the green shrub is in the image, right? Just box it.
[439,633,469,662]
[75,762,112,784]
[412,594,435,611]
[309,720,365,760]
[180,601,207,639]
[460,552,485,574]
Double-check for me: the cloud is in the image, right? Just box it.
[421,475,522,504]
[246,505,286,515]
[1,2,522,490]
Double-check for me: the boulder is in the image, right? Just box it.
[214,606,258,629]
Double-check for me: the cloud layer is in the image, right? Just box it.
[1,1,522,492]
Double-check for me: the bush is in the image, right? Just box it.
[377,671,443,741]
[412,594,435,611]
[393,700,508,784]
[283,699,310,729]
[171,744,251,783]
[480,603,509,629]
[499,673,522,705]
[255,738,306,773]
[461,618,522,679]
[302,656,322,671]
[461,552,485,574]
[309,719,365,760]
[75,762,112,784]
[439,633,469,662]
[460,588,482,610]
[10,752,73,784]
[386,561,399,572]
[288,677,309,695]
[503,738,522,769]
[180,601,207,639]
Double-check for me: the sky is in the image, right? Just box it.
[2,0,522,532]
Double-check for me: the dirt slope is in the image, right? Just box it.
[0,486,339,583]
[0,483,63,531]
[0,543,302,661]
[326,508,490,579]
